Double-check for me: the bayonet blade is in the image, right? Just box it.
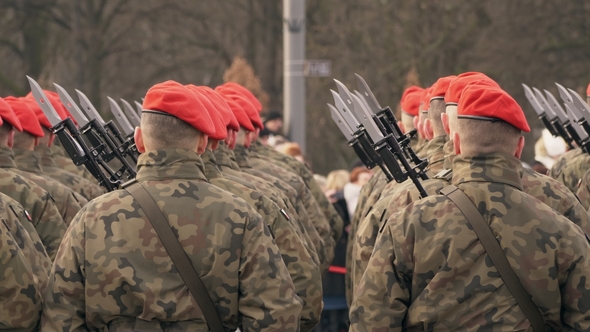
[26,76,63,127]
[522,84,545,116]
[351,94,385,143]
[120,99,140,127]
[532,87,559,122]
[567,88,590,120]
[107,97,135,137]
[353,90,373,112]
[53,83,89,127]
[556,83,584,122]
[335,80,367,128]
[544,90,571,124]
[328,103,354,139]
[355,73,382,113]
[133,101,143,117]
[75,89,106,125]
[331,89,360,129]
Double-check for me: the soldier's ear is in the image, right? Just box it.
[33,137,39,147]
[134,127,145,153]
[423,118,434,140]
[413,116,421,136]
[196,134,208,155]
[514,136,525,159]
[453,132,461,155]
[210,139,219,151]
[6,129,14,148]
[47,133,55,147]
[441,113,450,135]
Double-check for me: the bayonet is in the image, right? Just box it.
[351,94,385,143]
[120,99,140,127]
[353,90,373,113]
[53,83,89,127]
[556,84,584,123]
[522,83,560,138]
[76,90,106,125]
[533,88,559,122]
[568,88,590,121]
[134,101,143,117]
[545,89,585,146]
[27,77,63,127]
[107,97,135,137]
[331,89,360,129]
[354,73,382,114]
[328,103,354,139]
[335,80,370,131]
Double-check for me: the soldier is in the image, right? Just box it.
[0,203,43,331]
[42,80,302,331]
[6,97,85,225]
[0,97,65,260]
[25,93,104,201]
[423,76,456,173]
[51,139,98,183]
[548,147,590,193]
[350,83,590,331]
[187,84,322,330]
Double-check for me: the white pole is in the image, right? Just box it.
[283,0,306,152]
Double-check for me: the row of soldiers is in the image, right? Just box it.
[0,80,344,331]
[345,72,590,330]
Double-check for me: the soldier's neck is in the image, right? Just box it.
[0,145,17,169]
[451,153,523,191]
[12,148,43,174]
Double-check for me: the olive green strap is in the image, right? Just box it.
[440,185,546,332]
[125,183,225,332]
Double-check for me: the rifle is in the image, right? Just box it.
[555,84,590,153]
[27,76,118,191]
[522,84,571,147]
[106,97,139,163]
[331,78,428,198]
[543,89,588,152]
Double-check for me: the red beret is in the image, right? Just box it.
[24,94,52,129]
[0,98,22,131]
[587,83,590,97]
[199,87,240,132]
[220,96,255,132]
[430,76,457,101]
[216,88,261,130]
[458,84,530,132]
[400,86,424,116]
[185,85,227,141]
[143,80,215,136]
[218,82,263,112]
[445,74,499,105]
[4,97,43,137]
[420,87,433,113]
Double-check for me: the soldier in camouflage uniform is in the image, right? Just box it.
[0,205,43,331]
[188,84,322,330]
[25,96,104,201]
[0,98,65,260]
[351,82,590,331]
[42,81,302,331]
[548,148,590,193]
[577,168,590,210]
[51,140,98,183]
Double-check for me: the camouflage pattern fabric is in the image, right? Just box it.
[350,153,590,331]
[50,142,99,184]
[214,143,322,268]
[577,168,590,211]
[13,148,85,225]
[0,210,42,331]
[442,139,456,169]
[35,144,105,201]
[202,149,322,331]
[424,135,448,174]
[233,144,332,274]
[42,148,302,331]
[250,140,344,256]
[548,148,590,193]
[0,147,65,260]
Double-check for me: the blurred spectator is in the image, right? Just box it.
[535,129,566,169]
[258,127,272,145]
[263,110,283,134]
[277,142,306,164]
[314,174,328,192]
[343,167,373,218]
[267,134,289,148]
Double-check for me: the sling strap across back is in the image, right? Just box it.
[125,183,225,332]
[440,185,546,332]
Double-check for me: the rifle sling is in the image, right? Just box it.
[125,183,225,332]
[440,185,546,332]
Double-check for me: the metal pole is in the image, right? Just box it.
[283,0,306,152]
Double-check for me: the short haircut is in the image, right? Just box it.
[12,131,36,150]
[0,122,12,145]
[429,99,446,136]
[456,118,521,156]
[400,113,415,133]
[141,112,201,150]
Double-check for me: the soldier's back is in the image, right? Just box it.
[548,148,590,192]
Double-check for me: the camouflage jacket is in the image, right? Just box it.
[35,144,105,201]
[0,146,65,260]
[202,149,322,331]
[50,142,99,184]
[13,148,85,225]
[1,193,51,289]
[251,140,344,257]
[350,153,590,331]
[42,148,302,332]
[233,145,332,274]
[0,210,42,331]
[214,144,322,269]
[425,135,448,174]
[548,148,590,192]
[576,168,590,211]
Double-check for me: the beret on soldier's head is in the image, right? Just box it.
[430,76,457,101]
[185,85,227,141]
[216,92,255,132]
[24,94,51,129]
[143,80,215,136]
[0,97,22,131]
[445,74,499,105]
[458,84,530,132]
[400,86,424,116]
[4,97,43,137]
[198,87,240,132]
[217,82,263,112]
[421,87,433,113]
[216,88,263,129]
